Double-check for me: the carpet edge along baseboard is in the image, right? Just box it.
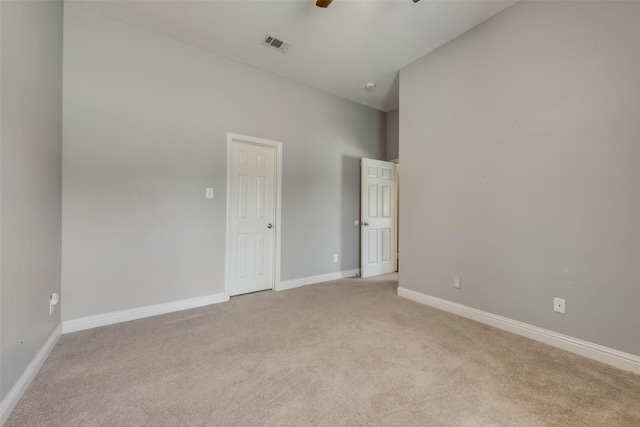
[397,287,640,375]
[63,268,362,334]
[62,293,227,334]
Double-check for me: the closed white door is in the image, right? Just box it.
[228,140,276,296]
[361,158,397,278]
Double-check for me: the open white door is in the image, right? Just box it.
[361,158,397,278]
[226,134,281,297]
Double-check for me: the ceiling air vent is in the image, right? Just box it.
[261,34,293,53]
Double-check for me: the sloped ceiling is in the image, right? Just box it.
[79,0,517,112]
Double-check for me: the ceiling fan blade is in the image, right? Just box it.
[316,0,416,7]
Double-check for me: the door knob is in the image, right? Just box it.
[267,223,273,229]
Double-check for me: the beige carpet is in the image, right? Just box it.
[7,274,640,426]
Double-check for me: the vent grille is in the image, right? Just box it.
[261,34,293,53]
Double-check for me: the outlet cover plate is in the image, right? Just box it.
[554,297,566,314]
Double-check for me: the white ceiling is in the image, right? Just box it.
[78,0,517,112]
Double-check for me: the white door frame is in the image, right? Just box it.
[225,133,282,300]
[391,159,399,271]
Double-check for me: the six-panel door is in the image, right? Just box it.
[229,141,276,296]
[361,158,396,278]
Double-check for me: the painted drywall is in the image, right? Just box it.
[62,4,384,321]
[399,1,640,356]
[385,109,399,161]
[0,0,63,399]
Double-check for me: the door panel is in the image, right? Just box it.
[368,229,378,264]
[368,185,378,217]
[229,141,275,296]
[382,228,391,261]
[382,186,391,217]
[361,158,397,278]
[256,233,265,276]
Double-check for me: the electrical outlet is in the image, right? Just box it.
[333,254,338,263]
[554,297,566,314]
[453,276,461,289]
[205,187,214,199]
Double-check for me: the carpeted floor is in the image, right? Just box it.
[6,274,640,426]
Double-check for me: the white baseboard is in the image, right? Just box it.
[278,269,360,291]
[0,324,62,425]
[62,292,227,334]
[397,287,640,375]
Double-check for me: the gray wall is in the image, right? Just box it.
[62,5,384,321]
[385,109,399,161]
[1,1,63,400]
[399,1,640,356]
